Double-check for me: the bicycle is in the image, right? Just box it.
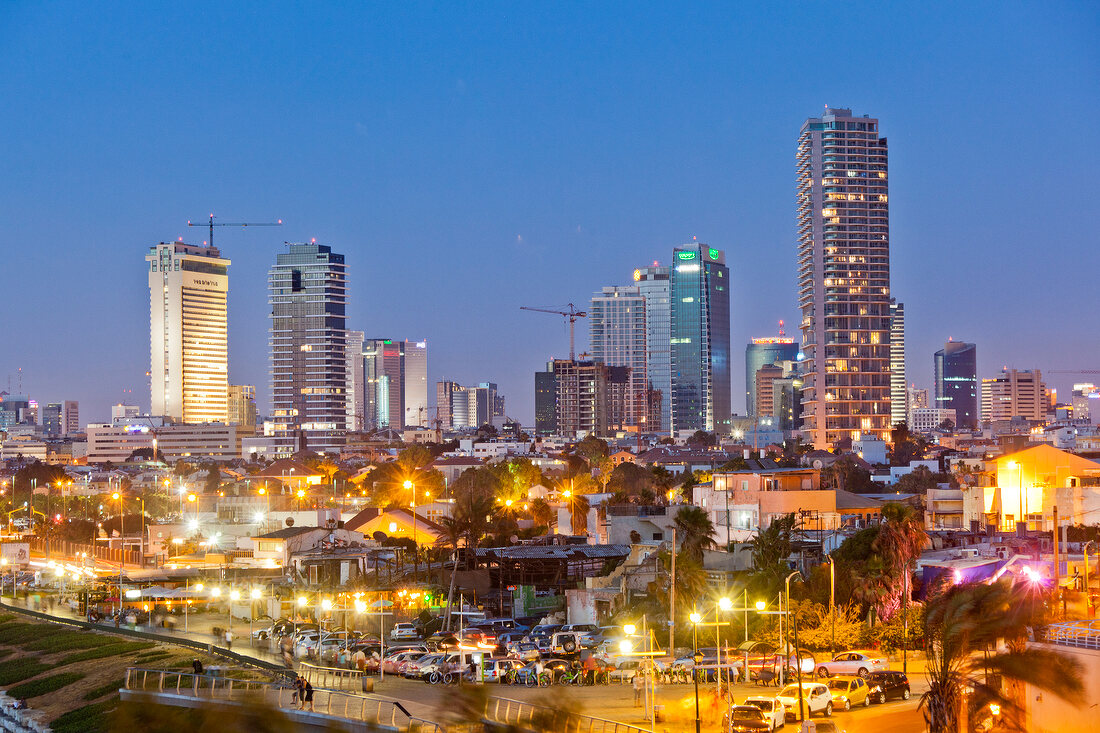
[560,669,585,685]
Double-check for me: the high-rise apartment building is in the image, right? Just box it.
[934,341,978,430]
[797,107,891,447]
[1071,383,1097,424]
[754,364,785,417]
[43,403,62,436]
[534,359,612,437]
[363,339,427,431]
[436,380,505,429]
[890,301,906,427]
[745,337,799,415]
[906,385,929,426]
[634,264,671,433]
[345,330,366,432]
[62,401,79,435]
[227,385,257,429]
[670,242,731,434]
[146,241,230,423]
[534,371,557,435]
[986,368,1048,422]
[269,243,348,453]
[590,285,647,430]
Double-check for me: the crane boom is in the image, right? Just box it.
[521,303,588,360]
[188,214,283,247]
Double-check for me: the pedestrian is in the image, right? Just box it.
[224,628,233,650]
[192,659,204,676]
[584,654,597,685]
[303,678,314,712]
[354,648,367,672]
[292,676,302,707]
[632,673,644,707]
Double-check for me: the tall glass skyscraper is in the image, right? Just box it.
[147,242,230,424]
[745,337,799,415]
[590,285,647,430]
[797,107,891,447]
[934,341,978,429]
[670,242,730,434]
[634,264,671,433]
[269,243,347,452]
[890,301,907,427]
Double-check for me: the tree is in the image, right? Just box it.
[936,418,955,432]
[921,579,1083,733]
[529,498,554,530]
[568,494,590,536]
[893,465,939,495]
[686,430,715,447]
[574,434,609,463]
[751,513,797,598]
[203,465,222,494]
[629,529,642,544]
[889,423,928,466]
[821,455,879,493]
[674,505,716,562]
[606,462,655,497]
[872,502,928,621]
[591,454,613,492]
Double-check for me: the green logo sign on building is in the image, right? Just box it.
[677,251,696,261]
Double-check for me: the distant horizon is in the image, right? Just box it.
[1,3,1097,426]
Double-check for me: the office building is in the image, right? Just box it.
[269,243,348,453]
[227,385,258,429]
[890,301,906,427]
[1072,384,1097,424]
[909,407,958,435]
[345,330,365,432]
[534,370,557,435]
[436,380,506,430]
[590,285,647,430]
[363,339,427,431]
[797,107,891,447]
[670,242,731,434]
[634,264,671,433]
[745,336,799,416]
[985,368,1048,422]
[111,403,141,423]
[0,394,32,430]
[62,401,79,435]
[771,363,804,432]
[933,341,978,430]
[754,364,784,418]
[146,241,230,424]
[87,422,245,464]
[43,403,62,436]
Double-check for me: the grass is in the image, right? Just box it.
[0,657,52,685]
[51,700,116,733]
[24,631,118,652]
[132,650,172,663]
[7,671,85,699]
[83,677,125,701]
[0,622,66,646]
[58,641,155,666]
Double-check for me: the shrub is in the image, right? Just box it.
[51,700,116,733]
[0,658,51,685]
[24,631,117,652]
[83,678,125,701]
[58,641,155,666]
[7,671,84,699]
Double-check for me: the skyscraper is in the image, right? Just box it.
[934,341,978,430]
[345,330,366,432]
[797,107,891,447]
[745,336,799,415]
[436,380,505,429]
[534,359,611,437]
[62,401,79,435]
[590,285,647,430]
[362,339,426,430]
[43,403,62,436]
[146,241,230,423]
[269,243,347,452]
[227,385,257,428]
[985,368,1047,422]
[670,242,731,434]
[634,264,671,432]
[890,301,907,427]
[404,341,428,427]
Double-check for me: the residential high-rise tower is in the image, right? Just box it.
[146,242,230,423]
[634,264,671,432]
[890,301,907,427]
[797,107,891,447]
[590,285,647,430]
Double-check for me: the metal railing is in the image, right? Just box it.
[123,667,442,731]
[485,696,650,733]
[298,660,366,691]
[1039,620,1100,650]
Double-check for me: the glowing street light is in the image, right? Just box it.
[297,595,308,608]
[619,640,633,655]
[623,624,636,636]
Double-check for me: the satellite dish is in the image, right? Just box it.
[509,535,519,544]
[285,517,295,527]
[373,531,387,542]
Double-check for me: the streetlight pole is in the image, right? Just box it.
[824,554,835,656]
[404,479,417,583]
[112,492,123,622]
[1085,541,1095,614]
[690,608,703,733]
[784,571,804,723]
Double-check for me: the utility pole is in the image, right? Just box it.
[669,528,676,656]
[1053,505,1061,618]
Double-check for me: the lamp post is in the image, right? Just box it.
[784,571,804,723]
[718,596,732,713]
[690,610,702,733]
[1084,541,1095,615]
[112,492,124,622]
[404,479,417,582]
[824,554,836,656]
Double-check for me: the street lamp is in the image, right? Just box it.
[112,491,124,621]
[784,571,805,722]
[824,554,836,656]
[403,479,418,582]
[718,596,732,702]
[691,649,704,733]
[1084,541,1095,616]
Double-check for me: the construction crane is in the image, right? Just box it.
[187,214,283,247]
[521,304,587,360]
[1049,370,1100,375]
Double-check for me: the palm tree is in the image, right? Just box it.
[920,578,1083,733]
[529,497,554,530]
[674,505,716,562]
[569,494,590,536]
[873,501,928,620]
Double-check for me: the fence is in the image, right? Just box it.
[124,667,443,732]
[298,660,366,691]
[485,696,651,733]
[28,536,141,567]
[1039,620,1100,650]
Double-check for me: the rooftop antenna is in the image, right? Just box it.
[778,319,785,337]
[187,214,283,247]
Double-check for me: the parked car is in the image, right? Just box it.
[827,676,871,711]
[382,650,421,674]
[506,641,541,661]
[866,670,911,702]
[403,653,442,679]
[481,658,524,682]
[390,623,420,641]
[723,705,772,732]
[815,650,888,679]
[740,696,785,731]
[776,682,833,720]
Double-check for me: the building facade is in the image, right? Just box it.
[86,422,246,464]
[345,330,366,432]
[269,243,348,453]
[404,341,428,427]
[934,341,978,430]
[146,241,230,424]
[986,368,1048,423]
[590,285,647,430]
[670,242,731,434]
[43,403,63,436]
[745,337,799,416]
[797,107,891,447]
[227,385,257,428]
[909,407,958,434]
[62,401,79,435]
[634,264,671,433]
[534,359,616,437]
[890,300,906,427]
[362,339,427,431]
[436,380,505,429]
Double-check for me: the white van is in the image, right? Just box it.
[446,610,487,628]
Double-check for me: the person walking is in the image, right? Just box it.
[224,628,233,650]
[192,659,204,676]
[353,648,367,672]
[632,672,644,707]
[302,678,314,712]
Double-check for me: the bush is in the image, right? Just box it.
[0,658,51,685]
[59,641,155,666]
[83,678,125,701]
[870,603,925,654]
[0,623,65,646]
[51,700,116,733]
[7,671,84,699]
[24,631,117,652]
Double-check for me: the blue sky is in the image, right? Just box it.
[1,2,1097,424]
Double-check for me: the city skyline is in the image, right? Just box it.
[2,4,1098,425]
